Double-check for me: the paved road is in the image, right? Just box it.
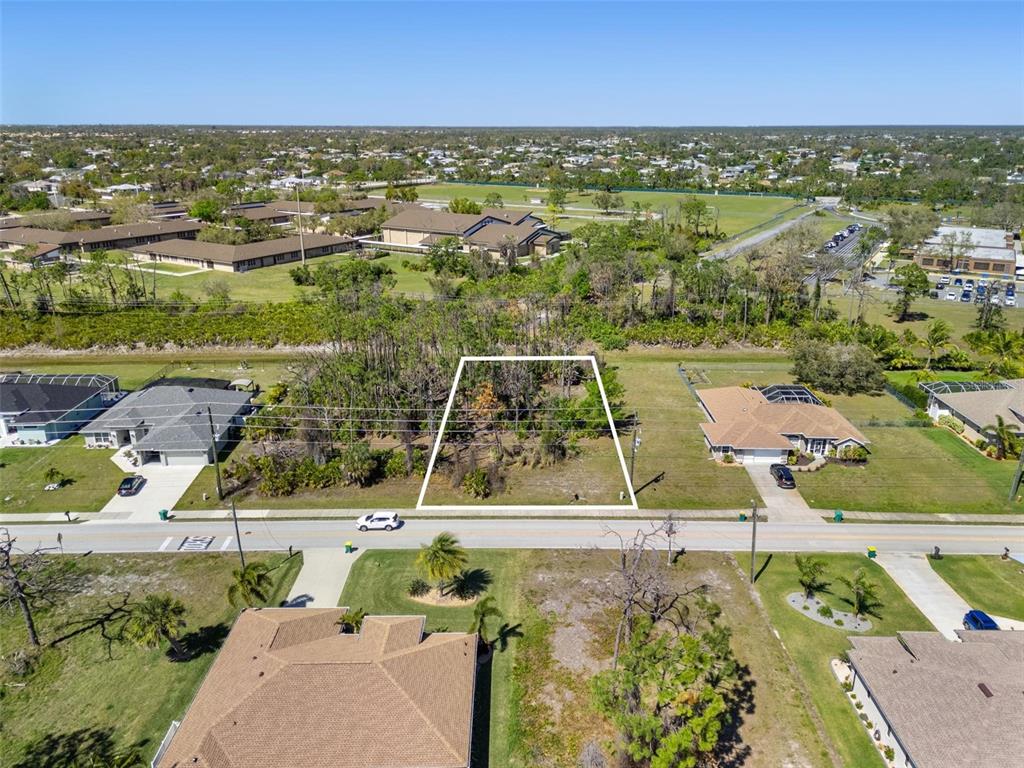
[4,518,1020,557]
[705,204,821,262]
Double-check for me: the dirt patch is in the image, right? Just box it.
[409,588,478,607]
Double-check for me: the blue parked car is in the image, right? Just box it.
[963,610,999,630]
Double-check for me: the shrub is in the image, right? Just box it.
[974,437,988,450]
[461,468,490,498]
[834,618,845,626]
[884,746,895,761]
[838,445,869,462]
[855,701,864,710]
[842,681,854,692]
[818,604,834,619]
[938,414,965,434]
[722,453,735,464]
[787,453,798,465]
[408,578,430,597]
[859,713,869,723]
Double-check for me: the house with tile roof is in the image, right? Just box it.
[696,385,869,464]
[155,609,477,768]
[847,630,1024,768]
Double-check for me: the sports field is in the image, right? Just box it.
[409,182,804,239]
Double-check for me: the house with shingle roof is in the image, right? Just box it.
[847,630,1024,768]
[155,609,477,768]
[696,385,868,464]
[921,379,1024,445]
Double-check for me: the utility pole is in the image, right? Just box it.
[1010,449,1024,502]
[628,415,641,485]
[204,406,224,500]
[748,498,759,584]
[230,501,246,568]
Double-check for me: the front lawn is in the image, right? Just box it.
[928,555,1024,621]
[0,552,302,766]
[797,426,1022,514]
[736,552,934,768]
[0,436,129,513]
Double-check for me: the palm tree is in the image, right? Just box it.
[122,594,188,659]
[794,554,830,599]
[836,569,884,621]
[982,415,1021,460]
[336,607,366,634]
[980,330,1024,375]
[921,319,952,370]
[416,532,468,595]
[467,596,503,651]
[227,562,274,608]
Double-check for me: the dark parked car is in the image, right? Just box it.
[117,475,145,496]
[769,463,796,489]
[963,610,999,630]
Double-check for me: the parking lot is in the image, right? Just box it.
[930,275,1018,308]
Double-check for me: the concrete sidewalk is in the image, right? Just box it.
[285,548,362,608]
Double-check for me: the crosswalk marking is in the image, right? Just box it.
[158,536,174,552]
[178,535,215,552]
[220,536,233,551]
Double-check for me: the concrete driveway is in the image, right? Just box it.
[744,464,823,523]
[95,461,203,523]
[285,548,362,608]
[876,553,1024,639]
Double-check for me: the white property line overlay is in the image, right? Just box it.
[416,355,639,511]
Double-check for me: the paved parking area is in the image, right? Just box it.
[94,462,203,523]
[744,464,824,523]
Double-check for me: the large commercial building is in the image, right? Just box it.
[0,220,202,255]
[133,233,356,272]
[380,207,562,259]
[914,226,1022,276]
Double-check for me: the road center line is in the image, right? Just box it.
[158,536,174,551]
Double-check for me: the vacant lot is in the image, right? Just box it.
[341,548,829,768]
[608,349,763,509]
[0,552,301,767]
[412,182,803,239]
[928,555,1024,621]
[0,436,129,513]
[797,426,1021,514]
[736,552,933,768]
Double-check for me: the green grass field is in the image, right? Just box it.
[736,552,934,768]
[797,427,1022,514]
[340,549,526,768]
[608,349,764,509]
[928,555,1024,620]
[0,436,129,513]
[0,552,301,766]
[411,182,803,239]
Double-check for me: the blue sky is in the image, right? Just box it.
[2,1,1021,125]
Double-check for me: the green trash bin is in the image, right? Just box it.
[738,513,747,522]
[867,546,877,559]
[344,541,353,554]
[158,509,169,521]
[834,510,844,523]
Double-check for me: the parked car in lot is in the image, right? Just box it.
[117,475,145,496]
[960,291,973,302]
[953,277,963,286]
[963,610,999,631]
[769,463,796,489]
[356,512,401,531]
[945,291,957,301]
[1006,297,1017,307]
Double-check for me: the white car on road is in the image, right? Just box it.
[356,512,401,531]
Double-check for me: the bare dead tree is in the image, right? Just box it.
[601,516,708,668]
[0,528,84,647]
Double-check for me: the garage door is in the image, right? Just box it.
[743,449,786,465]
[163,452,209,466]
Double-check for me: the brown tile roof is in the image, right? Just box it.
[848,631,1024,767]
[138,234,353,265]
[697,385,868,449]
[159,609,476,768]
